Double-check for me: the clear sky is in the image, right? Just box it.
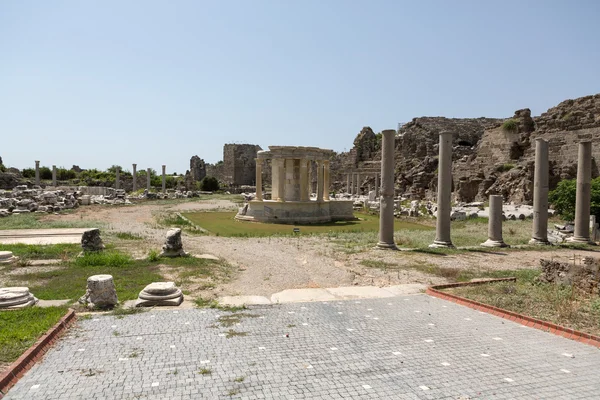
[1,1,599,174]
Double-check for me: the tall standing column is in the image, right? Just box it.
[430,131,455,248]
[481,195,508,247]
[568,141,594,244]
[356,173,361,196]
[132,164,137,192]
[307,161,312,199]
[376,130,398,250]
[146,168,151,191]
[346,174,351,194]
[530,139,550,245]
[255,159,263,201]
[300,159,309,201]
[316,160,324,203]
[161,165,166,193]
[323,161,330,200]
[35,161,40,185]
[350,173,355,196]
[277,159,286,202]
[115,167,121,189]
[52,165,57,186]
[375,172,379,198]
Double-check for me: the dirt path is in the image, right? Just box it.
[36,200,600,297]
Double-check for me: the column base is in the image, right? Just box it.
[528,238,551,246]
[566,236,596,245]
[480,239,509,248]
[428,241,455,249]
[375,242,399,250]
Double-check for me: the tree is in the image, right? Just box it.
[549,177,600,221]
[199,176,219,192]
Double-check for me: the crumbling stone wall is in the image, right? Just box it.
[223,144,262,186]
[539,258,600,293]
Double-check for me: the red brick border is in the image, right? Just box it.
[426,279,600,348]
[0,309,77,397]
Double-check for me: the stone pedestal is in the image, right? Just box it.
[52,165,57,186]
[377,130,398,250]
[0,287,38,310]
[0,251,18,264]
[481,195,508,247]
[35,161,40,185]
[78,275,118,309]
[115,167,121,189]
[81,228,105,252]
[135,282,183,307]
[430,131,455,248]
[147,168,152,191]
[160,228,187,257]
[568,141,594,244]
[530,139,551,245]
[161,165,166,193]
[132,164,138,192]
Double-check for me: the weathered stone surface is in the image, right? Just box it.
[78,274,118,309]
[0,287,38,309]
[0,250,18,264]
[223,144,262,186]
[538,258,600,293]
[135,281,183,307]
[159,228,187,257]
[81,228,105,252]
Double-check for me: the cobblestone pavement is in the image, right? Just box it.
[5,295,600,399]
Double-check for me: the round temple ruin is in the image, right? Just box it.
[236,146,355,224]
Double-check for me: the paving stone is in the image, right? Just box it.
[4,295,600,399]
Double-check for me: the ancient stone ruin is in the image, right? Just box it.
[160,228,187,257]
[135,282,183,307]
[78,274,118,309]
[0,287,38,310]
[223,143,262,186]
[0,251,18,264]
[539,258,600,293]
[236,146,355,224]
[81,228,105,252]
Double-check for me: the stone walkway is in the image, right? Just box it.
[4,295,600,399]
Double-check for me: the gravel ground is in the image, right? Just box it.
[31,199,600,297]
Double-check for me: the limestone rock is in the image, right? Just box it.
[0,251,18,264]
[0,287,38,310]
[135,281,183,307]
[159,228,187,257]
[78,274,118,309]
[81,228,105,252]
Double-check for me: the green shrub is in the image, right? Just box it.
[22,168,35,178]
[39,166,52,180]
[56,168,77,180]
[502,119,518,133]
[549,177,600,221]
[199,176,220,192]
[0,164,5,172]
[147,249,160,262]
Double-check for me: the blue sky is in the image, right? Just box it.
[1,0,599,174]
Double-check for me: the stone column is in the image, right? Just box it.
[375,173,379,198]
[530,139,550,245]
[132,164,137,192]
[430,131,455,248]
[323,161,330,200]
[376,130,398,250]
[161,165,166,193]
[115,166,120,189]
[568,141,594,244]
[317,160,324,203]
[52,165,57,186]
[35,161,40,185]
[356,173,361,196]
[346,174,351,194]
[307,160,312,199]
[277,159,286,202]
[300,159,309,201]
[255,159,263,201]
[481,195,508,247]
[146,168,151,191]
[350,173,355,196]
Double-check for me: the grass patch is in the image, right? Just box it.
[445,269,600,336]
[197,367,212,375]
[114,232,143,240]
[194,297,247,312]
[501,119,518,133]
[74,251,133,268]
[0,243,80,260]
[0,213,104,230]
[183,211,431,237]
[0,306,68,363]
[225,329,248,338]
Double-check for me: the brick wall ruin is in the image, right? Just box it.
[223,144,262,186]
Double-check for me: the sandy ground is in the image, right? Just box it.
[34,199,600,297]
